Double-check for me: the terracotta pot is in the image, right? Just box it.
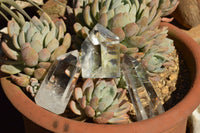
[1,22,200,133]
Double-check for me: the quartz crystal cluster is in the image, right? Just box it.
[122,54,165,120]
[81,24,120,78]
[81,24,164,121]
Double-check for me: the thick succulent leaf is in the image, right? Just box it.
[141,40,155,52]
[44,31,54,47]
[32,32,43,45]
[12,34,20,50]
[62,33,71,49]
[50,21,57,38]
[55,19,67,33]
[137,16,148,34]
[37,62,51,70]
[22,22,31,33]
[18,30,26,47]
[92,80,106,99]
[23,67,34,76]
[26,27,37,43]
[99,5,107,16]
[159,38,174,54]
[34,68,47,80]
[161,1,179,16]
[83,6,94,27]
[85,105,95,117]
[50,44,69,61]
[31,16,44,31]
[140,30,156,41]
[0,64,21,74]
[89,97,99,110]
[11,74,29,87]
[124,23,139,38]
[106,104,119,112]
[98,82,117,111]
[114,4,129,15]
[30,40,43,53]
[70,100,82,115]
[18,73,30,79]
[114,102,130,116]
[41,26,50,41]
[40,12,52,23]
[98,13,108,27]
[94,112,114,124]
[79,96,87,109]
[127,36,146,47]
[82,78,94,101]
[21,42,31,50]
[142,53,166,72]
[47,38,59,53]
[21,46,38,67]
[103,0,111,10]
[108,114,129,124]
[41,19,50,29]
[107,9,114,21]
[110,12,134,28]
[38,48,51,62]
[74,22,83,37]
[140,7,150,20]
[148,1,159,23]
[98,94,114,112]
[74,7,84,23]
[81,26,90,38]
[146,11,161,31]
[91,0,99,19]
[111,27,125,41]
[57,25,64,42]
[74,87,83,101]
[1,42,19,60]
[129,4,137,22]
[7,20,20,37]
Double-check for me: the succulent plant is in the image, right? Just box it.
[68,0,180,115]
[0,0,71,88]
[69,78,131,124]
[71,0,178,73]
[159,0,179,16]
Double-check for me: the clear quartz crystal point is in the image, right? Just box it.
[121,54,165,121]
[35,50,81,114]
[81,23,120,78]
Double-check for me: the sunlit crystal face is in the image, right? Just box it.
[35,50,80,114]
[81,24,121,78]
[121,54,165,121]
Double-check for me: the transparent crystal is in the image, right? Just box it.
[35,50,80,114]
[81,23,120,78]
[121,54,165,121]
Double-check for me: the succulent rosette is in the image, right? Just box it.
[70,78,131,124]
[71,0,178,73]
[0,0,71,89]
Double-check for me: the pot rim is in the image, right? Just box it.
[1,22,200,133]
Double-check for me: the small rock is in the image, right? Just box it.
[172,0,200,28]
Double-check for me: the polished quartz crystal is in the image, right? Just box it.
[35,50,80,114]
[81,23,120,78]
[121,54,165,121]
